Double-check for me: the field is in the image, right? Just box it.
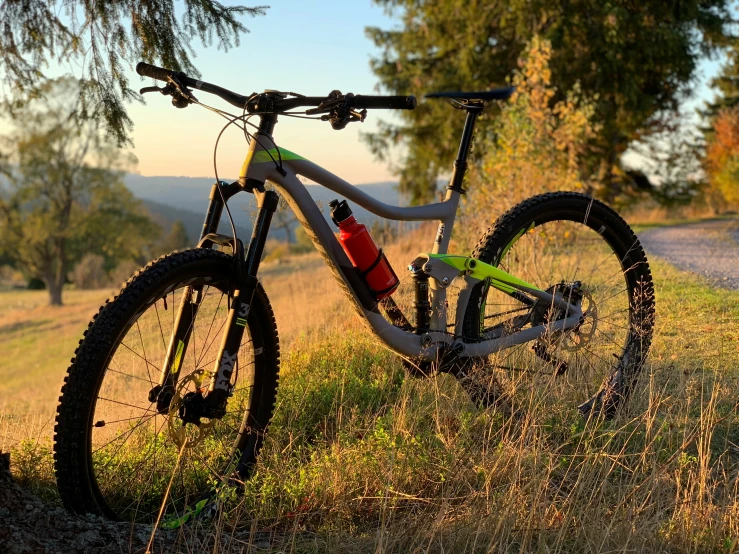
[1,236,739,552]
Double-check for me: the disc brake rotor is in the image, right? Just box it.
[533,283,598,355]
[560,288,598,352]
[167,369,215,448]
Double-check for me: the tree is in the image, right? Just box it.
[627,110,705,208]
[0,1,266,145]
[273,204,296,244]
[366,0,735,203]
[703,39,739,120]
[159,220,191,253]
[0,78,160,305]
[704,107,739,209]
[458,37,597,247]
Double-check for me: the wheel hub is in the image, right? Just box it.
[532,281,598,353]
[167,369,215,448]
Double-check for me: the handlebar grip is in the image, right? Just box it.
[353,95,417,110]
[136,62,175,82]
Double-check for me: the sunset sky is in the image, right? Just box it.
[25,0,725,185]
[127,0,400,184]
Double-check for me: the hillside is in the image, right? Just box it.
[141,198,250,246]
[126,174,403,242]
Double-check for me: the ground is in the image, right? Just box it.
[1,219,738,553]
[640,218,739,291]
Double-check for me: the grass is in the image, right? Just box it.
[211,258,739,552]
[0,288,112,417]
[2,245,739,552]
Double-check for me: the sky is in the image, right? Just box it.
[3,0,727,185]
[126,0,401,184]
[125,0,726,184]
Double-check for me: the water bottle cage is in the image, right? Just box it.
[357,248,399,297]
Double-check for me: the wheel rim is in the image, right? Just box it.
[87,277,256,523]
[474,218,646,415]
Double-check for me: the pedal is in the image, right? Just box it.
[531,341,568,375]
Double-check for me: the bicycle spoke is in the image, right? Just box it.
[466,211,650,412]
[135,321,155,386]
[153,301,168,352]
[118,341,162,377]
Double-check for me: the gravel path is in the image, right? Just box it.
[638,218,739,291]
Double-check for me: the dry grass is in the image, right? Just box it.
[0,289,113,418]
[196,257,738,554]
[1,230,739,552]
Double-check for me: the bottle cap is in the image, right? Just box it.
[329,199,353,225]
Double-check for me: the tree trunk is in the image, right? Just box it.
[45,276,64,306]
[284,224,293,244]
[48,235,67,306]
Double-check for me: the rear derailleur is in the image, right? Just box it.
[530,281,595,375]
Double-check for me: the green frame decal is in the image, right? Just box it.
[427,253,542,294]
[170,340,185,374]
[252,148,306,164]
[240,148,306,177]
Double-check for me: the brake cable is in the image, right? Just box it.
[139,81,369,256]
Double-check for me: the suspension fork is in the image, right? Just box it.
[199,189,278,416]
[149,180,241,413]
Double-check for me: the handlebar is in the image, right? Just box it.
[136,62,175,82]
[354,95,417,110]
[135,61,416,113]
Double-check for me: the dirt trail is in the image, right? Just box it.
[638,218,739,291]
[0,453,175,553]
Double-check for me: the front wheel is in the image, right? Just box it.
[461,192,654,419]
[54,249,280,523]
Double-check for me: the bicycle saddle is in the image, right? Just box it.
[425,87,515,102]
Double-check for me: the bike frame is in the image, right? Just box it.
[235,111,583,361]
[152,108,584,414]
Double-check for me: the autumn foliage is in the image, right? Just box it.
[460,37,597,246]
[704,108,739,207]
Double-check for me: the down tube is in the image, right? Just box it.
[291,159,461,332]
[263,167,448,360]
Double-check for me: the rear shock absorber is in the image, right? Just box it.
[413,270,431,334]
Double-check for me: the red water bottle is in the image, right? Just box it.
[329,199,399,299]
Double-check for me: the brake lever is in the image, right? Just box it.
[166,76,198,109]
[140,85,165,95]
[306,90,346,115]
[326,108,367,130]
[139,79,197,109]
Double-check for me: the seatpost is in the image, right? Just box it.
[447,103,484,194]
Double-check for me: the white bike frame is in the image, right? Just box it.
[240,137,583,362]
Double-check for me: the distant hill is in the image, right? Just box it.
[140,199,251,247]
[126,174,403,243]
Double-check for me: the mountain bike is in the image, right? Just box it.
[53,62,655,526]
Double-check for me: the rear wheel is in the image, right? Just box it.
[54,249,280,523]
[461,192,654,419]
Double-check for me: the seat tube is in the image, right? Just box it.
[448,103,483,195]
[426,103,483,332]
